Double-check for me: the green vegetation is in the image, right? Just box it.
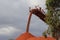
[43,0,60,39]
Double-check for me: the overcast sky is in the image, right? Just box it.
[0,0,48,40]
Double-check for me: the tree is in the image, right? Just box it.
[44,0,60,40]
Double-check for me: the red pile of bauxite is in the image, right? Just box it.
[16,32,56,40]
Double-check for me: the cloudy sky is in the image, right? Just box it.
[0,0,48,40]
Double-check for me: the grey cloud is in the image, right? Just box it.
[0,0,47,40]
